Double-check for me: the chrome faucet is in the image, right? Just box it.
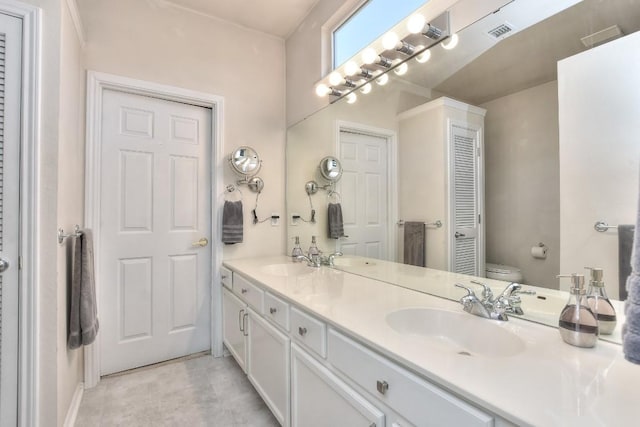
[297,255,321,268]
[455,281,535,321]
[493,282,535,315]
[297,251,343,267]
[325,251,343,267]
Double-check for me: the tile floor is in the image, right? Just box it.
[74,354,279,426]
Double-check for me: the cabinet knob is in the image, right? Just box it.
[241,288,248,294]
[270,307,277,315]
[376,380,389,395]
[298,326,308,336]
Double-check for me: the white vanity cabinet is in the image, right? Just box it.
[222,287,248,372]
[222,263,513,427]
[291,343,385,427]
[328,329,494,427]
[246,307,290,426]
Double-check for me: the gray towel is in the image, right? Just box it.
[222,200,243,244]
[403,222,425,267]
[68,229,99,349]
[624,168,640,364]
[619,225,635,300]
[328,203,345,239]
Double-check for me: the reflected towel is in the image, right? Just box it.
[222,200,243,244]
[619,224,635,300]
[623,167,640,364]
[68,229,99,349]
[328,203,345,239]
[404,222,425,267]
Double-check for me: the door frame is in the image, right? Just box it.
[334,120,398,262]
[84,71,225,388]
[0,1,40,425]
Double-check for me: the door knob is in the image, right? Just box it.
[454,232,466,238]
[192,237,209,247]
[0,258,9,273]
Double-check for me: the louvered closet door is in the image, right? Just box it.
[450,121,483,276]
[0,12,22,427]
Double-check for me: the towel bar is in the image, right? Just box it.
[58,224,83,244]
[397,219,443,228]
[594,221,619,232]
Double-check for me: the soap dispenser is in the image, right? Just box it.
[308,236,321,263]
[291,236,304,262]
[585,267,617,335]
[557,274,598,348]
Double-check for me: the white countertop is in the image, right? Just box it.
[223,255,638,427]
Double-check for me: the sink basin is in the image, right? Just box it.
[260,263,314,277]
[386,308,525,358]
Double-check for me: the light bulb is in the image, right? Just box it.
[329,71,344,86]
[382,32,400,50]
[376,74,389,86]
[441,34,459,50]
[344,61,360,76]
[346,92,357,104]
[362,48,379,65]
[415,48,431,63]
[315,83,330,97]
[407,14,426,34]
[394,62,408,76]
[360,83,372,94]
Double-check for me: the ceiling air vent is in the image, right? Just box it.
[487,22,514,39]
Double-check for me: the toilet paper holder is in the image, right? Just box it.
[531,242,548,259]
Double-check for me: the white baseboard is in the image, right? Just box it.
[63,382,84,427]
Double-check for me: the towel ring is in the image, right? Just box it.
[328,190,342,203]
[225,184,243,200]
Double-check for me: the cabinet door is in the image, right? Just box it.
[247,308,290,426]
[291,343,384,427]
[222,287,247,372]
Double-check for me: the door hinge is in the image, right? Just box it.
[478,214,481,224]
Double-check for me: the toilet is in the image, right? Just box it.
[486,262,523,282]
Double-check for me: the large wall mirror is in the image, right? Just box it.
[286,0,640,344]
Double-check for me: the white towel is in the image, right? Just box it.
[68,229,99,349]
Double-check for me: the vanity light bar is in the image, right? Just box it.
[314,10,451,103]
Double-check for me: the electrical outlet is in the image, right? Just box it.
[291,213,300,226]
[271,213,280,226]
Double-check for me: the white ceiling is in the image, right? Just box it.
[164,0,321,38]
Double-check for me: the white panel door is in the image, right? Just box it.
[338,131,389,259]
[449,121,484,276]
[100,90,212,374]
[0,12,22,426]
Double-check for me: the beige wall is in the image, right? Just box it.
[56,0,85,424]
[559,31,640,299]
[79,0,287,260]
[482,80,560,289]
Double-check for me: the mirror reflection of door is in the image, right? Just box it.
[337,129,390,260]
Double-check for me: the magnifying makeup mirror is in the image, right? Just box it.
[229,146,262,177]
[319,156,343,182]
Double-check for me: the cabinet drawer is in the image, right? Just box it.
[233,274,264,314]
[328,329,493,427]
[290,307,327,358]
[220,266,232,290]
[264,292,290,331]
